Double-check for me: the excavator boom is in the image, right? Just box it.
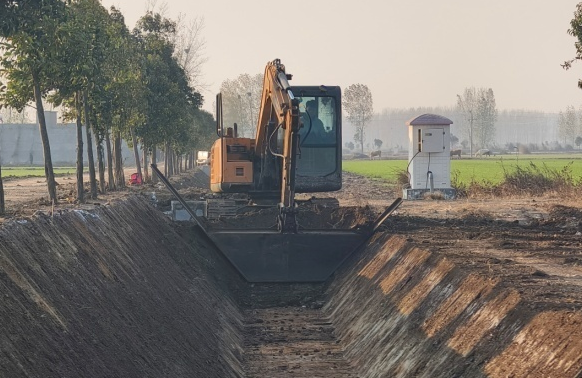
[254,59,301,231]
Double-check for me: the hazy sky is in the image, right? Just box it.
[101,0,582,114]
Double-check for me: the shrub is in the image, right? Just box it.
[450,169,467,197]
[453,162,580,198]
[497,161,576,196]
[394,169,410,188]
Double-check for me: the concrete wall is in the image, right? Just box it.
[0,120,133,167]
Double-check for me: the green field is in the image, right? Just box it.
[1,167,79,178]
[3,155,582,185]
[342,154,582,185]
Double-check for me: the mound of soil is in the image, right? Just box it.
[205,203,378,231]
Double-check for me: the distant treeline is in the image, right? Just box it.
[343,107,559,152]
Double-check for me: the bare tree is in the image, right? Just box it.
[558,106,577,145]
[144,0,169,19]
[172,15,207,92]
[219,73,263,137]
[475,88,497,149]
[457,87,497,155]
[343,83,373,153]
[144,0,208,93]
[457,87,477,156]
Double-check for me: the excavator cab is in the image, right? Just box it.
[294,86,342,193]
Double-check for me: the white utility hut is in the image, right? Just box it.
[404,114,456,200]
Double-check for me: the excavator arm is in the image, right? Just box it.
[254,59,301,232]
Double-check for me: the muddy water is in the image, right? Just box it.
[1,196,581,377]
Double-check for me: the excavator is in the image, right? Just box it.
[210,59,343,231]
[152,59,401,283]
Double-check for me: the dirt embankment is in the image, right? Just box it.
[326,233,582,378]
[0,197,244,377]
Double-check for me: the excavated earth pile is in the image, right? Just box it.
[1,192,582,377]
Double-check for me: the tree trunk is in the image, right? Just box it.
[174,153,177,175]
[83,90,98,199]
[105,130,115,190]
[130,128,142,182]
[166,143,174,178]
[151,146,158,184]
[97,136,106,194]
[0,164,5,215]
[142,147,149,182]
[173,152,178,175]
[164,143,169,177]
[169,148,174,176]
[113,132,125,188]
[33,73,58,204]
[75,91,84,203]
[469,114,474,157]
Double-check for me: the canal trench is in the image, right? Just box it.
[0,196,581,377]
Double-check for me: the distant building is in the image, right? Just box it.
[0,117,132,166]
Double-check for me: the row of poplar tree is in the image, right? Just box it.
[0,0,215,213]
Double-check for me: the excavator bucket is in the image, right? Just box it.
[207,198,403,282]
[207,229,367,282]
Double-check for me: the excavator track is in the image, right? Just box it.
[243,307,356,377]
